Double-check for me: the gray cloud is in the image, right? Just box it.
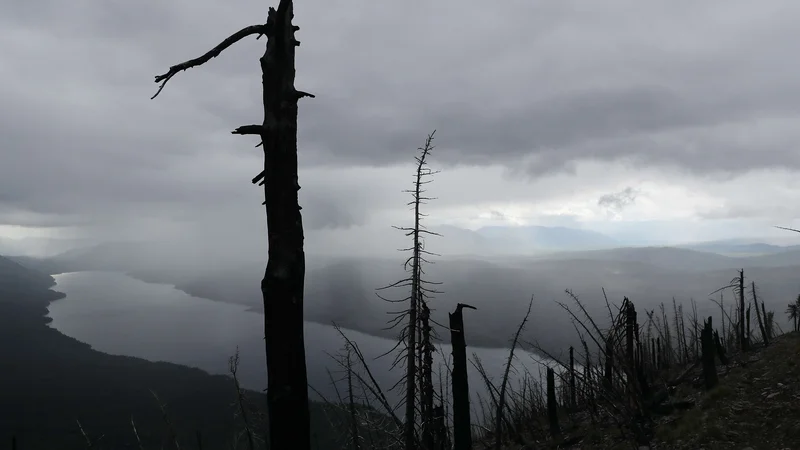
[3,0,800,246]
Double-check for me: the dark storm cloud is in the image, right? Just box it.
[3,0,800,234]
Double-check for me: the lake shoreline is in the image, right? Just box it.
[48,271,560,423]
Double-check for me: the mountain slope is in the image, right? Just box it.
[0,255,347,450]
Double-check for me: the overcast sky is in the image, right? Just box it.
[3,0,800,257]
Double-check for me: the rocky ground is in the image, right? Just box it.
[650,331,800,450]
[485,332,800,450]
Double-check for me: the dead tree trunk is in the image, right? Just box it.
[762,302,772,342]
[569,346,576,410]
[421,303,435,450]
[738,269,747,352]
[378,132,440,450]
[432,405,449,450]
[656,337,662,370]
[547,367,560,437]
[752,282,767,346]
[700,316,718,390]
[582,340,595,414]
[450,305,475,450]
[626,299,635,367]
[604,337,614,390]
[151,3,314,448]
[651,338,656,369]
[346,345,362,450]
[719,293,726,349]
[713,330,728,365]
[746,306,751,349]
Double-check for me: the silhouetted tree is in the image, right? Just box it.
[546,367,560,437]
[449,303,476,450]
[752,282,768,346]
[700,316,718,390]
[151,2,314,448]
[737,270,747,351]
[568,346,576,409]
[377,131,441,450]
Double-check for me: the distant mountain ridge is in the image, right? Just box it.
[475,225,619,252]
[678,239,800,256]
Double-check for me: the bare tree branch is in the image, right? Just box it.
[152,24,269,99]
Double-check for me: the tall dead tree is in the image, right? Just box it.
[738,270,747,351]
[449,303,476,450]
[151,2,313,449]
[752,282,768,346]
[378,131,440,450]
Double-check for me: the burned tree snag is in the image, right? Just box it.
[651,338,656,369]
[625,298,635,368]
[421,303,435,450]
[738,269,747,351]
[259,5,313,449]
[746,305,752,349]
[569,346,576,410]
[151,2,314,449]
[450,303,476,450]
[546,367,560,436]
[701,316,718,390]
[378,132,441,450]
[604,337,614,390]
[761,301,771,342]
[656,337,662,370]
[713,330,728,365]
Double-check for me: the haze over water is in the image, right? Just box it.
[48,271,556,413]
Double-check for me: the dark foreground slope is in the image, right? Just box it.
[0,256,343,450]
[652,332,800,450]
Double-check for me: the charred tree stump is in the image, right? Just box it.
[450,303,476,450]
[701,316,718,390]
[547,367,560,437]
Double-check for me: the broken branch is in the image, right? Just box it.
[151,24,269,99]
[232,125,268,135]
[252,171,265,185]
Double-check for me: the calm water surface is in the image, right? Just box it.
[48,271,557,412]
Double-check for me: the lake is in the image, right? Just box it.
[47,271,561,420]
